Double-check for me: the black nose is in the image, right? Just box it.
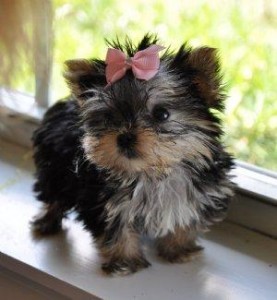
[117,132,137,149]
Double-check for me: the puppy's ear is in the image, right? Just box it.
[64,59,106,103]
[173,47,224,107]
[188,47,224,107]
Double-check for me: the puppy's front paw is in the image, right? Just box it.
[158,245,203,263]
[31,215,62,236]
[102,257,151,276]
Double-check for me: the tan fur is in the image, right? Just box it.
[136,130,178,172]
[83,133,149,175]
[179,135,213,160]
[83,128,212,176]
[83,130,177,176]
[156,227,203,263]
[98,228,141,260]
[65,59,93,73]
[188,47,218,82]
[188,47,221,106]
[185,118,220,133]
[192,76,219,106]
[63,59,95,104]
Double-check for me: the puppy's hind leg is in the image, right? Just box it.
[31,201,68,235]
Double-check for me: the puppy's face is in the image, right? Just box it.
[65,36,225,177]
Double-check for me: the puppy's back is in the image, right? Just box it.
[32,99,82,207]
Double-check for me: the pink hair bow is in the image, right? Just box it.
[105,45,165,85]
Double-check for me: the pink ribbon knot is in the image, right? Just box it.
[105,45,165,85]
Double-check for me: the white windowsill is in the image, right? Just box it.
[0,139,276,300]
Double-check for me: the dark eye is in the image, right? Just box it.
[152,106,170,122]
[78,91,95,99]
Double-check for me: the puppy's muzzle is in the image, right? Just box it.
[117,132,137,159]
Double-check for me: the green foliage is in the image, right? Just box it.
[23,0,277,170]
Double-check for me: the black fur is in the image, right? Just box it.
[32,34,235,275]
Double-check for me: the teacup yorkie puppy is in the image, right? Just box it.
[32,34,234,276]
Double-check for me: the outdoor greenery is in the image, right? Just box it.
[15,0,277,170]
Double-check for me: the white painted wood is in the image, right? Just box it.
[0,88,44,148]
[0,88,45,121]
[227,193,277,238]
[231,164,277,203]
[0,140,276,300]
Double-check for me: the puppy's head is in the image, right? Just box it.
[65,35,225,177]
